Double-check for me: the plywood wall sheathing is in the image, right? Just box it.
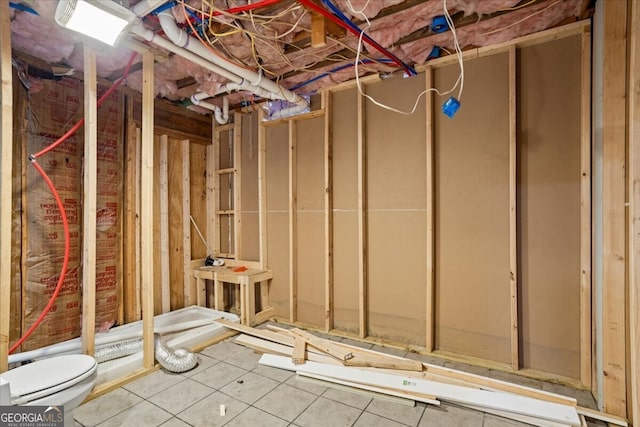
[365,74,427,346]
[425,67,434,353]
[81,45,97,356]
[296,117,326,327]
[140,51,155,368]
[265,120,289,317]
[331,88,359,334]
[518,36,582,380]
[190,143,208,260]
[324,91,334,333]
[240,112,260,262]
[168,138,187,308]
[435,53,510,363]
[258,109,268,269]
[288,120,297,323]
[628,0,640,423]
[0,0,13,372]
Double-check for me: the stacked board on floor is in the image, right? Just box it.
[215,319,628,427]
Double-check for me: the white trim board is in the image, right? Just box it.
[259,354,580,426]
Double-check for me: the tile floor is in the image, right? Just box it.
[74,327,605,427]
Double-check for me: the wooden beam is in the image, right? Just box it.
[206,142,215,262]
[182,140,193,306]
[234,113,242,259]
[579,26,592,389]
[324,90,334,332]
[628,0,640,423]
[425,67,434,353]
[258,109,268,269]
[508,45,519,371]
[140,51,155,369]
[311,12,327,48]
[289,120,298,323]
[159,136,170,313]
[357,87,368,338]
[81,45,98,356]
[0,0,12,373]
[601,0,627,417]
[212,126,221,256]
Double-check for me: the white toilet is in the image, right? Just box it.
[0,354,98,426]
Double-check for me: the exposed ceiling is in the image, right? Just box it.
[8,0,594,115]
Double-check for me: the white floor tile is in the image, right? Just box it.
[96,400,172,427]
[254,383,318,422]
[74,388,143,426]
[148,378,215,414]
[220,371,279,404]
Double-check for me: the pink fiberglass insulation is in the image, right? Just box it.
[10,0,76,63]
[363,0,520,50]
[66,43,138,78]
[399,0,584,64]
[334,0,405,20]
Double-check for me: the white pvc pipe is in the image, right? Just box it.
[191,93,229,124]
[155,11,308,117]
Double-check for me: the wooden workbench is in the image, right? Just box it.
[190,259,273,325]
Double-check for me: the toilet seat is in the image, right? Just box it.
[0,355,97,404]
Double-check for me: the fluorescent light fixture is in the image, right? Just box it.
[55,0,137,46]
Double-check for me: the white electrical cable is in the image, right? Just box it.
[353,0,465,115]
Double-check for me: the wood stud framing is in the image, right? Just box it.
[357,88,368,339]
[324,91,334,332]
[579,26,592,389]
[81,45,98,356]
[601,0,628,416]
[0,0,12,373]
[258,108,268,269]
[628,0,640,423]
[289,120,298,322]
[508,45,518,370]
[182,140,193,306]
[140,51,155,368]
[425,67,434,353]
[159,136,170,313]
[234,113,243,259]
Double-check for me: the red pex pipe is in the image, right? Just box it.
[10,52,138,354]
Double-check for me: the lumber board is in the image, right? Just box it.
[464,404,569,427]
[258,109,268,269]
[159,136,170,313]
[357,87,367,339]
[425,66,434,353]
[296,373,416,407]
[299,372,440,407]
[292,337,306,364]
[601,0,628,416]
[508,44,519,371]
[216,318,295,347]
[140,51,155,368]
[579,26,592,389]
[182,140,193,306]
[123,105,139,323]
[324,90,334,333]
[576,406,628,427]
[260,355,580,426]
[81,45,98,356]
[234,113,242,259]
[629,0,640,424]
[288,120,297,322]
[234,333,336,365]
[0,1,12,371]
[290,328,353,361]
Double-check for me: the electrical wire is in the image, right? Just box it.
[352,0,464,115]
[289,58,393,91]
[305,0,416,76]
[9,52,138,354]
[480,0,560,37]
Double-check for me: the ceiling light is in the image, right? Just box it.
[55,0,137,46]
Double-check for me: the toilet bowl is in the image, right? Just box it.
[0,354,98,426]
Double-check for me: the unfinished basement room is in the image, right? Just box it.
[0,0,638,426]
